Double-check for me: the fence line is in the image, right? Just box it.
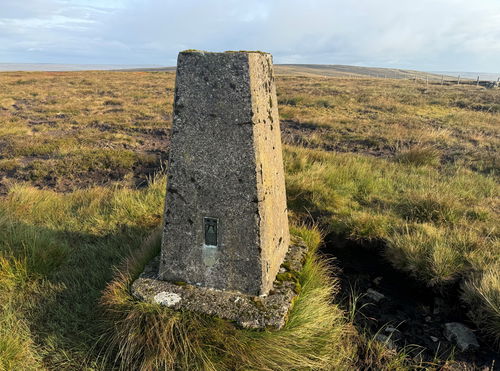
[334,72,500,87]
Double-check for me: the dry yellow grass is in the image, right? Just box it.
[0,70,498,368]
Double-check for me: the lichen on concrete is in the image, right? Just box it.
[132,242,307,330]
[153,292,182,307]
[159,51,289,296]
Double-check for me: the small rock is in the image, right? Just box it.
[154,291,182,307]
[373,276,383,285]
[375,334,396,350]
[385,326,399,333]
[444,322,479,352]
[366,288,385,302]
[430,336,439,342]
[279,267,286,274]
[384,326,402,341]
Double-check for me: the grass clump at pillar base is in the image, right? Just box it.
[100,225,356,370]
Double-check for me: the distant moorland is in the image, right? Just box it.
[2,62,498,81]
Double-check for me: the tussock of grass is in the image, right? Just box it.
[385,224,468,285]
[101,225,356,370]
[396,192,463,224]
[462,267,500,345]
[395,146,441,167]
[0,159,21,172]
[0,177,166,369]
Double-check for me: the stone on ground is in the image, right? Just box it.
[443,322,480,352]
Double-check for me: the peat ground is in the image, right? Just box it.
[322,234,499,369]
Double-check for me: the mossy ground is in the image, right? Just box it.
[0,70,498,369]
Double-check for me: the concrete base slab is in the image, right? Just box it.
[131,243,307,330]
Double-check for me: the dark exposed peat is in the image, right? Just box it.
[322,234,499,370]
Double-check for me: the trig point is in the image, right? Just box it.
[159,50,290,296]
[132,50,304,329]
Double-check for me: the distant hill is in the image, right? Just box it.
[120,64,455,80]
[97,64,471,81]
[4,62,498,82]
[274,64,453,80]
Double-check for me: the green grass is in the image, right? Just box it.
[395,146,441,167]
[0,177,165,370]
[284,145,499,344]
[100,225,357,370]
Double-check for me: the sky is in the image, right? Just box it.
[1,0,500,72]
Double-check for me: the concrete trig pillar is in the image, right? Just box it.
[159,51,290,296]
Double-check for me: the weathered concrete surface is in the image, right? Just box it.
[133,243,306,329]
[159,51,289,296]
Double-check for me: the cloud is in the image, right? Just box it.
[1,0,499,71]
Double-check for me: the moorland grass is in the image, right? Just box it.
[0,71,498,366]
[0,178,418,370]
[0,177,166,370]
[100,225,357,370]
[0,71,174,191]
[277,76,499,176]
[1,71,498,192]
[284,145,499,344]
